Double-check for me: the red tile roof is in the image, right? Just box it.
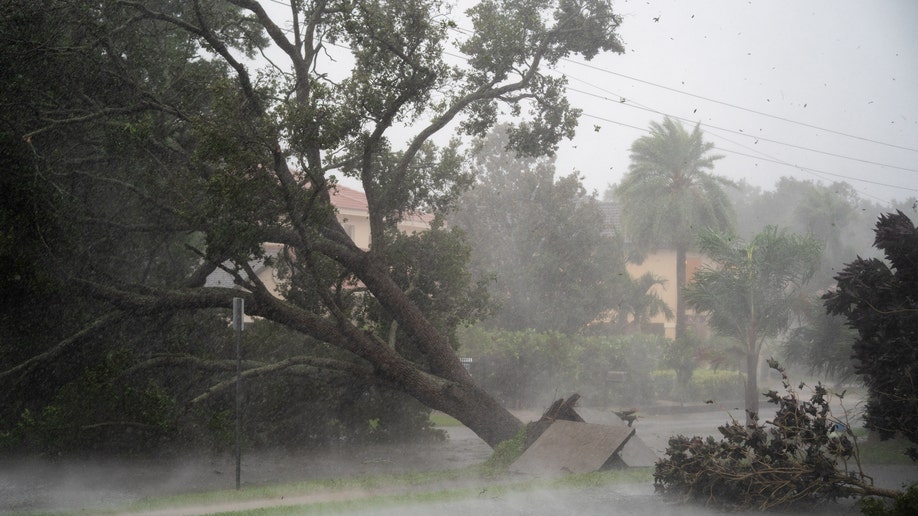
[330,184,368,211]
[330,184,434,224]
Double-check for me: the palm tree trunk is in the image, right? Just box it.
[675,244,687,341]
[745,344,760,426]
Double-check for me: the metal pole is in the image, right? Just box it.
[232,297,244,491]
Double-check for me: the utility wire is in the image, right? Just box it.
[446,24,918,154]
[261,21,916,197]
[578,111,917,199]
[563,85,918,175]
[562,58,918,154]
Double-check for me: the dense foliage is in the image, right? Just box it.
[727,179,916,382]
[0,0,628,452]
[654,360,899,511]
[451,126,628,334]
[824,211,918,458]
[458,328,744,408]
[783,296,859,383]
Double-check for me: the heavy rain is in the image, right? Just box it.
[1,0,916,514]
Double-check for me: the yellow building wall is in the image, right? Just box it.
[625,249,709,339]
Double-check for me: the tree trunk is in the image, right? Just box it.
[745,347,759,426]
[384,335,524,448]
[251,270,525,449]
[675,244,687,341]
[420,380,524,448]
[360,342,523,448]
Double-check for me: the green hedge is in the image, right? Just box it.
[457,327,668,408]
[651,368,746,403]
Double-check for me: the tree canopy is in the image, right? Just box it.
[0,0,627,450]
[824,211,918,457]
[728,177,881,290]
[450,125,628,334]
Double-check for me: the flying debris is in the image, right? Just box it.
[614,409,639,427]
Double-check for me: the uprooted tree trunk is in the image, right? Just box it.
[525,394,584,448]
[74,273,524,448]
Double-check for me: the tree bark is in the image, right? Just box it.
[251,279,526,448]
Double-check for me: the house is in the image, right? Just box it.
[329,184,434,250]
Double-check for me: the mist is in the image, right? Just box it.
[3,0,917,514]
[6,404,914,514]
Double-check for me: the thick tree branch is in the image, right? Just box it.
[118,0,262,115]
[190,355,378,404]
[394,45,548,188]
[0,312,126,382]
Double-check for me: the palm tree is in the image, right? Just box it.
[686,227,822,422]
[615,117,734,340]
[614,272,673,333]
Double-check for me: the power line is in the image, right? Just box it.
[446,24,918,154]
[721,148,918,194]
[699,129,913,204]
[578,111,917,198]
[267,23,916,197]
[563,85,918,174]
[562,58,918,154]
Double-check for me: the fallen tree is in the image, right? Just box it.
[1,0,626,449]
[654,360,904,511]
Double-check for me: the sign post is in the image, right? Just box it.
[232,297,244,491]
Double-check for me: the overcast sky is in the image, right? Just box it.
[261,0,918,206]
[549,0,918,205]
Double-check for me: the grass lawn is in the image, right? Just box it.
[857,436,917,465]
[100,465,653,516]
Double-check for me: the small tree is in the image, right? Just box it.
[612,272,673,334]
[685,227,822,422]
[451,126,628,334]
[824,211,918,457]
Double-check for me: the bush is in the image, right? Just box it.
[481,426,527,476]
[686,369,745,402]
[650,369,744,403]
[654,360,902,511]
[650,370,677,400]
